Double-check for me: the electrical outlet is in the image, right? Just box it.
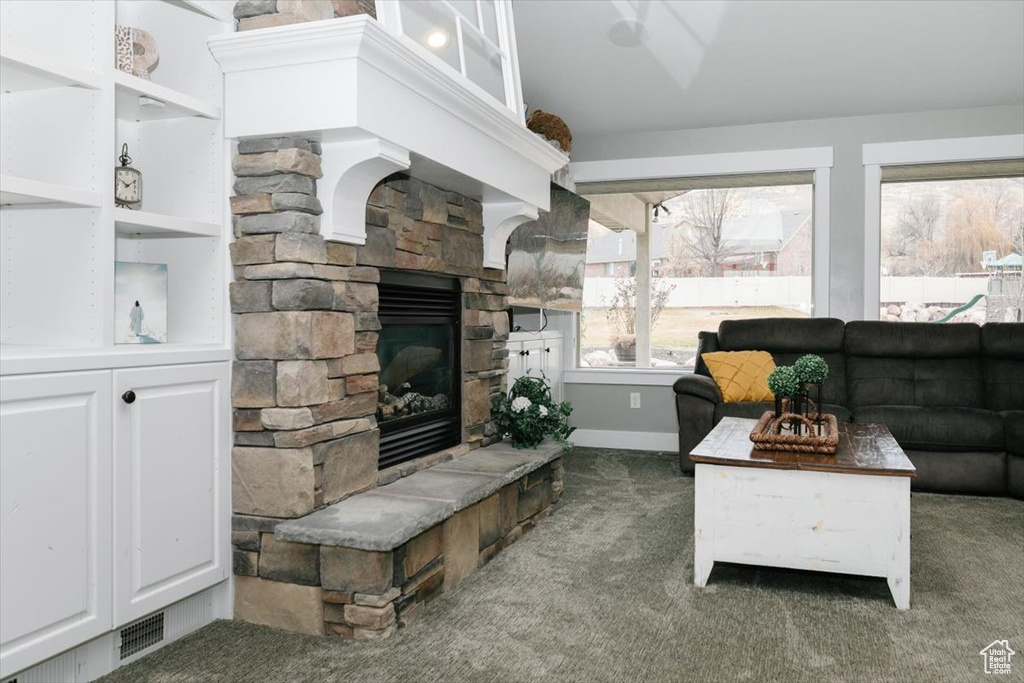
[630,392,641,409]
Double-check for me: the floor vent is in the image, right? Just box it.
[119,612,165,660]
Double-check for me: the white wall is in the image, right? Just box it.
[565,104,1024,448]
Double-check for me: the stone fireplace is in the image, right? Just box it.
[229,138,566,640]
[214,7,569,643]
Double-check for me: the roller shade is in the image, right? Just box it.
[576,170,815,196]
[881,158,1024,183]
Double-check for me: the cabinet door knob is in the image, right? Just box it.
[122,390,136,404]
[545,347,551,353]
[525,350,530,356]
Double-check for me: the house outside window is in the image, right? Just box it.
[579,177,815,369]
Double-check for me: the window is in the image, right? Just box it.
[879,162,1024,324]
[377,0,519,114]
[579,175,815,369]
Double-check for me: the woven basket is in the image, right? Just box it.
[749,411,839,454]
[526,109,572,154]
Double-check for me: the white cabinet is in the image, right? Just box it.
[0,362,230,680]
[0,372,112,679]
[114,363,230,624]
[507,331,563,403]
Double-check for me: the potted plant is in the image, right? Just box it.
[494,375,575,451]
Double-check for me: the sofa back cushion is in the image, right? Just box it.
[716,317,847,405]
[845,321,983,409]
[981,322,1024,411]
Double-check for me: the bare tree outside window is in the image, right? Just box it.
[880,176,1023,324]
[678,188,736,277]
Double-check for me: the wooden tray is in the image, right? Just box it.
[749,411,839,454]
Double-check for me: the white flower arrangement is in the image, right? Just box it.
[511,396,532,413]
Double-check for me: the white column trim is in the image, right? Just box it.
[863,164,882,320]
[813,166,831,318]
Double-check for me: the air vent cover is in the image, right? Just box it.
[120,612,165,660]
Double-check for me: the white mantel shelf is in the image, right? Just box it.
[209,15,568,269]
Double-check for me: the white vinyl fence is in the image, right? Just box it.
[583,275,991,310]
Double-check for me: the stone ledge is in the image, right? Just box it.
[275,440,563,551]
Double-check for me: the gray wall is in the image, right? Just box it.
[566,104,1024,442]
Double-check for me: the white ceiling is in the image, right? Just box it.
[512,0,1024,137]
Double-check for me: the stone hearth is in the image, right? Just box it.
[229,136,546,640]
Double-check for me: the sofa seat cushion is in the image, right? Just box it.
[715,401,851,424]
[853,406,1004,452]
[902,450,1007,496]
[1003,411,1024,454]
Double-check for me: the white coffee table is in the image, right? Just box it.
[689,417,917,610]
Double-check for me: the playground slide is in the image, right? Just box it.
[930,293,986,323]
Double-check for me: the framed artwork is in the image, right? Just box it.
[115,261,167,344]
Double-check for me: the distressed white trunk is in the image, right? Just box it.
[693,463,911,610]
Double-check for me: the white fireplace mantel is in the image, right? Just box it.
[209,16,568,269]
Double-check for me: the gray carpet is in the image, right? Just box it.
[101,447,1024,683]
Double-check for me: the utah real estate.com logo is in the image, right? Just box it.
[980,640,1015,675]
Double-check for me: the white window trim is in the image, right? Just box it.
[375,0,523,119]
[568,146,834,379]
[861,134,1024,320]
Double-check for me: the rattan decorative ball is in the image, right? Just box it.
[526,109,572,154]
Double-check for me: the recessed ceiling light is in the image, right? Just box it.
[608,18,649,48]
[426,29,450,50]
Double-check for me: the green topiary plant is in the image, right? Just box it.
[494,375,575,451]
[767,365,800,398]
[794,354,829,384]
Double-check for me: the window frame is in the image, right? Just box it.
[862,134,1024,320]
[567,146,834,381]
[375,0,524,120]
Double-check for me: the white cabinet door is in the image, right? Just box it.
[541,337,563,404]
[0,372,112,679]
[113,362,230,625]
[506,339,524,393]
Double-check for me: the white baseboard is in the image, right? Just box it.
[570,429,678,452]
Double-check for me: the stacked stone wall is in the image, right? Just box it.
[234,0,376,30]
[235,458,564,639]
[229,137,517,639]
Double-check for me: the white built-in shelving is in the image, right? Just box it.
[1,0,232,368]
[0,1,235,680]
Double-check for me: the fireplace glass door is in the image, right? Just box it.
[376,271,461,468]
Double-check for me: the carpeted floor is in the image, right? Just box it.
[100,447,1024,683]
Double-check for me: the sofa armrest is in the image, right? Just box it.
[673,373,722,404]
[673,374,721,475]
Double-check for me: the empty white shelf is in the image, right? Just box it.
[115,71,221,121]
[0,44,102,92]
[114,208,221,238]
[165,0,235,23]
[0,175,102,208]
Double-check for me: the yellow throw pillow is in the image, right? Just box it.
[701,351,776,403]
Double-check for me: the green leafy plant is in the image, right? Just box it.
[794,354,829,384]
[767,365,800,398]
[494,375,575,451]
